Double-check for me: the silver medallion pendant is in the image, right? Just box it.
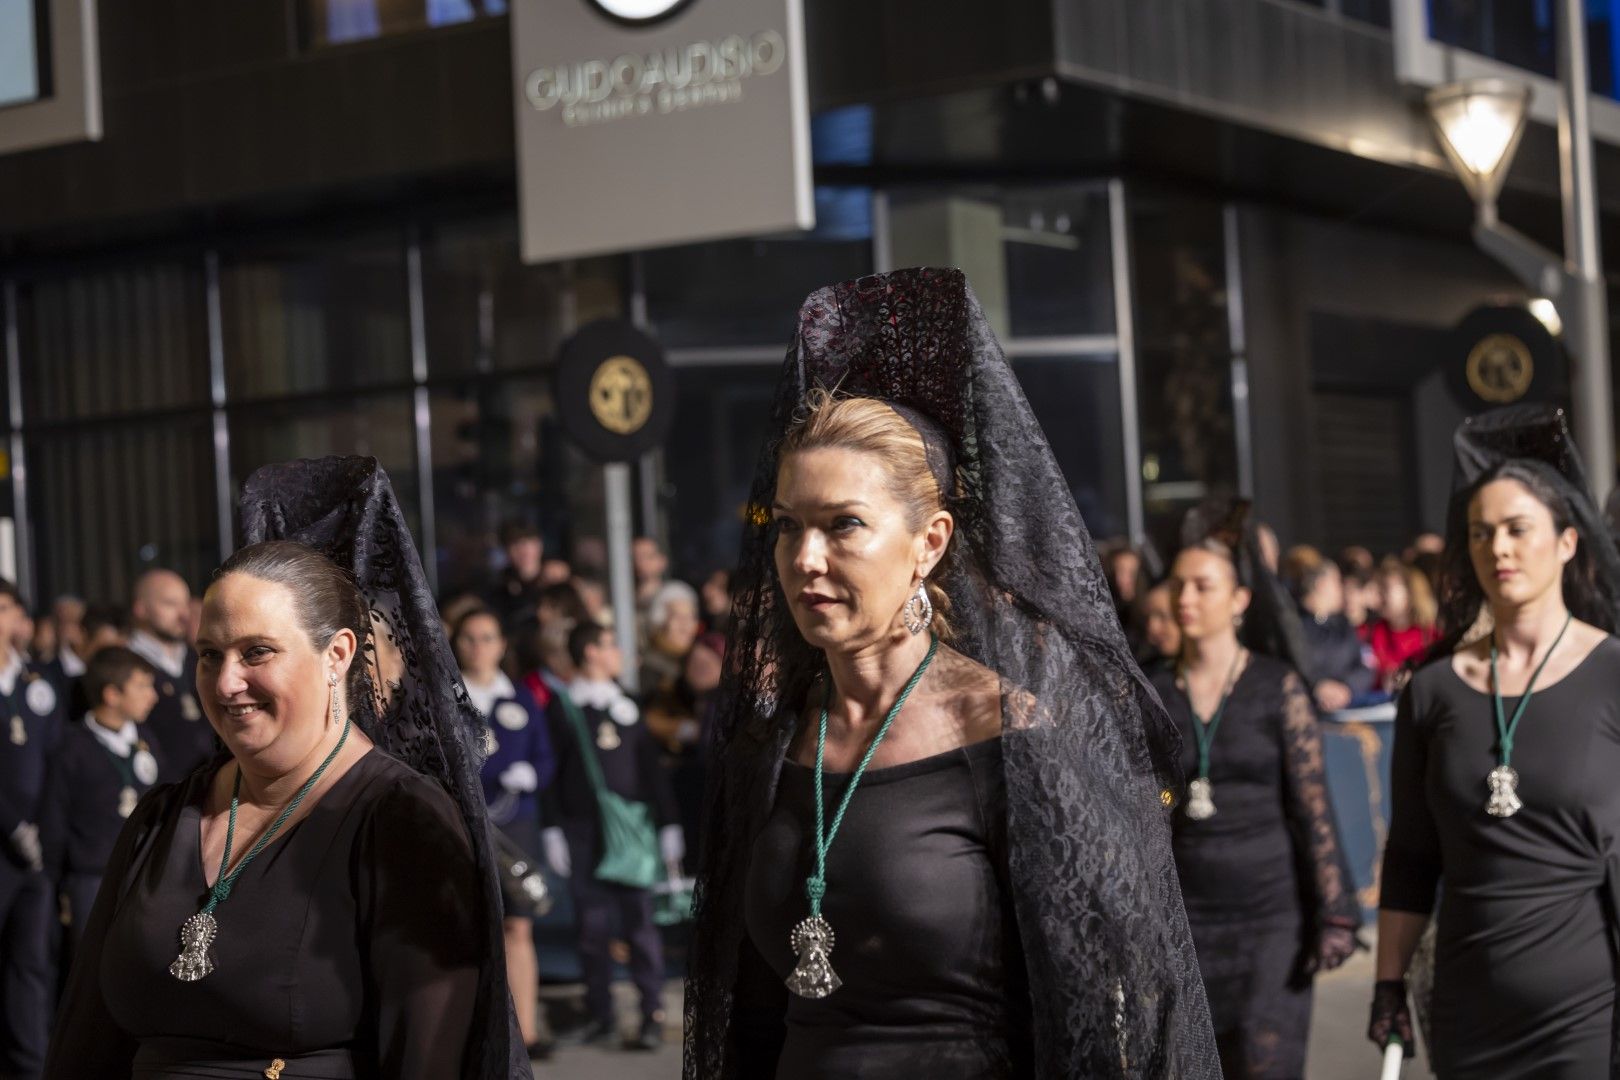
[1485,764,1523,818]
[1185,777,1217,821]
[170,911,219,981]
[785,915,841,999]
[117,785,138,819]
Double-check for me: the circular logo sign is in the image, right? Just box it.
[1465,332,1536,404]
[589,355,655,435]
[555,319,676,463]
[586,0,692,24]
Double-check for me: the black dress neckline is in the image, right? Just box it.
[780,734,1003,785]
[188,746,381,891]
[1442,633,1617,700]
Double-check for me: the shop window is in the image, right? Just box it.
[420,218,624,377]
[1426,0,1616,99]
[883,186,1116,340]
[219,237,410,400]
[1012,357,1128,542]
[28,416,218,604]
[15,262,211,423]
[228,392,420,537]
[307,0,507,47]
[427,378,604,599]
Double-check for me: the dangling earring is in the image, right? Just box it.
[328,671,341,727]
[1232,612,1245,631]
[902,582,934,635]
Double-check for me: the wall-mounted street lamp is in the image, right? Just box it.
[1423,0,1613,502]
[1426,79,1531,224]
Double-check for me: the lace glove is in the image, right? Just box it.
[1307,920,1360,975]
[541,827,571,878]
[659,824,686,866]
[1367,979,1415,1058]
[9,822,42,872]
[498,761,539,794]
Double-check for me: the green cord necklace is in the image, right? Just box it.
[1182,647,1245,822]
[1484,611,1572,819]
[170,714,352,982]
[786,634,938,1000]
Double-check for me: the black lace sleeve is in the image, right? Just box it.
[1278,671,1360,927]
[1379,681,1440,914]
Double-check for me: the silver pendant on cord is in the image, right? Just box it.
[1185,777,1217,821]
[169,911,218,981]
[1485,764,1522,818]
[785,915,841,999]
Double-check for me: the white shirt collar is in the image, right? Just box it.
[463,671,516,718]
[127,631,186,679]
[58,645,85,679]
[567,677,640,725]
[87,715,139,757]
[0,651,25,697]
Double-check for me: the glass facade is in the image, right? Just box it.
[305,0,509,47]
[1427,0,1620,99]
[2,183,1166,607]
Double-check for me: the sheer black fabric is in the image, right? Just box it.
[238,456,530,1079]
[1155,657,1360,1078]
[683,268,1216,1078]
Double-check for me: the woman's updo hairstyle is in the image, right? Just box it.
[214,540,372,702]
[778,387,959,642]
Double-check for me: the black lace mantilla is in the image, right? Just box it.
[239,456,530,1080]
[683,268,1217,1077]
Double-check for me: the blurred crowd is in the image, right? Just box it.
[1104,528,1445,710]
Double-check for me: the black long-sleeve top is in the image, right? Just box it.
[45,749,486,1079]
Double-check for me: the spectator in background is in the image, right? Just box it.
[1286,546,1377,711]
[28,610,55,666]
[1340,563,1378,632]
[1101,540,1149,631]
[699,569,733,634]
[632,536,669,609]
[1338,546,1375,577]
[1132,580,1182,677]
[1361,558,1438,692]
[643,631,724,853]
[438,591,487,645]
[79,605,128,658]
[538,581,592,629]
[1255,522,1282,574]
[571,570,610,627]
[14,608,36,662]
[489,520,546,629]
[638,581,700,696]
[1402,531,1444,561]
[540,557,573,586]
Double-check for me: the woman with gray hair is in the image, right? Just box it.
[640,580,701,695]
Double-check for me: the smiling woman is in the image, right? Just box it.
[45,462,533,1079]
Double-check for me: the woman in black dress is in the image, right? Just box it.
[47,459,531,1079]
[1371,406,1620,1078]
[684,269,1215,1078]
[1155,537,1359,1079]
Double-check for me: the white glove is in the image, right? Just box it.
[10,822,42,872]
[541,827,571,878]
[498,761,539,794]
[659,824,686,866]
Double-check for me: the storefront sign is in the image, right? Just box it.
[512,0,812,263]
[555,319,676,461]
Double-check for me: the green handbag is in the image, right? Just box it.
[557,688,662,890]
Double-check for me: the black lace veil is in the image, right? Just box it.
[238,456,530,1080]
[683,269,1217,1077]
[1179,497,1314,678]
[1428,404,1620,658]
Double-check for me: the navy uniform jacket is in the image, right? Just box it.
[542,683,677,869]
[478,685,557,827]
[129,640,212,782]
[40,719,167,879]
[0,665,68,845]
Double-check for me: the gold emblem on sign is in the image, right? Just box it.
[1466,333,1534,403]
[589,355,654,435]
